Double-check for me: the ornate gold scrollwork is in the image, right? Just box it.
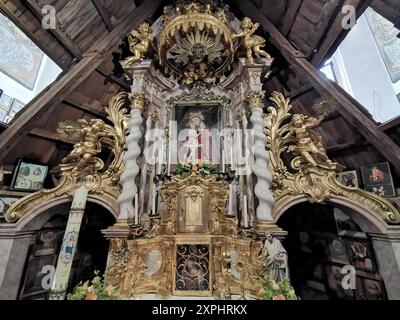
[5,92,132,223]
[158,4,235,85]
[265,91,400,224]
[160,171,229,234]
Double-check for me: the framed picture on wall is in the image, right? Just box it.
[20,255,57,296]
[361,162,396,197]
[0,194,22,218]
[0,92,12,111]
[10,160,48,192]
[328,238,350,264]
[337,170,359,188]
[347,240,374,272]
[325,264,355,300]
[10,98,25,113]
[34,230,60,256]
[356,276,385,300]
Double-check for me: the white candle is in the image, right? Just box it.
[134,192,139,225]
[243,195,249,228]
[167,141,172,175]
[228,185,233,216]
[152,186,157,215]
[221,151,225,173]
[156,158,161,175]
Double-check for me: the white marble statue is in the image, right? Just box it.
[262,232,289,282]
[182,111,206,163]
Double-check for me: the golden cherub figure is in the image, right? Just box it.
[287,114,333,168]
[62,119,109,176]
[121,23,153,68]
[233,17,271,64]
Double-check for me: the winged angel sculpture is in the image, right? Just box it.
[57,94,130,178]
[233,17,271,64]
[121,23,154,69]
[265,92,334,171]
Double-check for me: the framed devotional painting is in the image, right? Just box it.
[360,162,396,197]
[10,160,48,192]
[337,170,359,188]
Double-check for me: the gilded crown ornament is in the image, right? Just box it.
[120,2,272,83]
[158,2,235,85]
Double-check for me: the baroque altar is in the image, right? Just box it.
[103,1,279,299]
[5,0,400,300]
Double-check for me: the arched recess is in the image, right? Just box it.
[274,196,391,300]
[0,194,118,300]
[14,194,119,232]
[273,195,388,235]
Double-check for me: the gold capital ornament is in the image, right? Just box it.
[247,90,265,109]
[129,92,148,111]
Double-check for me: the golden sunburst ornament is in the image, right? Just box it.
[56,120,83,141]
[171,30,225,66]
[312,97,337,117]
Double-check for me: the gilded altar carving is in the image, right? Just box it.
[247,90,265,109]
[287,114,334,169]
[5,92,133,223]
[265,91,400,224]
[121,23,154,69]
[129,92,148,110]
[232,17,271,65]
[61,119,109,177]
[158,3,235,85]
[160,171,228,234]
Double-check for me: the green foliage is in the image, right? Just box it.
[67,271,122,300]
[198,163,217,176]
[262,277,299,300]
[175,162,217,177]
[175,163,192,177]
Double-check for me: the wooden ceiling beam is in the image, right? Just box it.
[63,98,108,119]
[286,84,313,100]
[96,66,131,91]
[22,0,83,59]
[232,0,400,169]
[29,128,73,145]
[91,0,114,32]
[0,0,162,162]
[280,0,302,36]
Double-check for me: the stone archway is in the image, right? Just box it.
[273,195,387,234]
[0,195,118,300]
[276,200,389,300]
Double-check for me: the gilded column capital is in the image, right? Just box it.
[247,90,265,109]
[129,92,148,110]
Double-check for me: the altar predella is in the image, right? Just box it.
[6,1,400,300]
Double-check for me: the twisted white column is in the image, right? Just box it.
[117,93,146,220]
[249,91,275,221]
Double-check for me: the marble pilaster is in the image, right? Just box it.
[371,233,400,299]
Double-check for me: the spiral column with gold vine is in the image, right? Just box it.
[248,90,275,230]
[117,92,147,223]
